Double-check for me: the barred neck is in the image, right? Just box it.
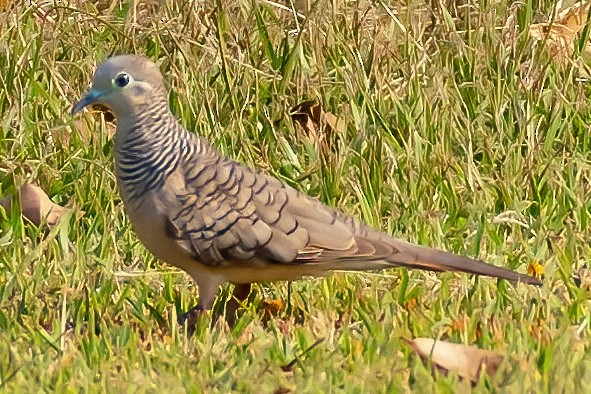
[114,98,203,204]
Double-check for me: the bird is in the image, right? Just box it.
[71,54,541,317]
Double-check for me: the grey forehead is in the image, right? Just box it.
[94,55,161,82]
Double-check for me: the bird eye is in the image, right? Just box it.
[115,73,130,87]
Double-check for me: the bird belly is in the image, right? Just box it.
[119,188,386,286]
[212,263,324,284]
[121,189,203,272]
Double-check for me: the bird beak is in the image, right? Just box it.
[71,89,102,115]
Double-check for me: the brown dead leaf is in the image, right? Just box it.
[450,313,469,333]
[1,183,71,226]
[404,338,504,383]
[290,100,338,144]
[291,100,323,138]
[574,267,591,291]
[273,387,292,394]
[32,1,55,24]
[90,104,117,138]
[324,111,337,131]
[529,0,591,59]
[19,183,70,226]
[529,23,578,55]
[49,126,73,147]
[90,0,121,13]
[449,314,483,342]
[71,104,117,142]
[278,319,294,336]
[557,0,591,31]
[528,319,552,346]
[0,0,14,11]
[502,2,521,50]
[69,118,92,144]
[90,103,116,123]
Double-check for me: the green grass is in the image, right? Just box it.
[1,0,590,391]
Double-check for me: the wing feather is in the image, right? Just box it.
[162,153,540,285]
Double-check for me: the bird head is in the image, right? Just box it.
[71,55,166,118]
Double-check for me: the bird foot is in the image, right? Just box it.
[177,284,253,333]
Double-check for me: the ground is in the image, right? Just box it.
[0,0,590,392]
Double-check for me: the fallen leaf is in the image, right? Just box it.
[529,23,578,55]
[70,104,117,142]
[291,100,323,139]
[529,0,591,59]
[0,0,13,11]
[1,183,71,226]
[90,103,116,123]
[557,0,591,31]
[20,183,71,226]
[290,100,337,144]
[404,338,504,383]
[89,104,117,138]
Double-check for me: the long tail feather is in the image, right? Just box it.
[385,239,541,286]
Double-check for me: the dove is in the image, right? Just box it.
[71,55,540,316]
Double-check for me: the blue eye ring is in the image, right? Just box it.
[115,73,130,87]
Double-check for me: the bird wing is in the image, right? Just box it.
[163,154,395,267]
[163,153,541,285]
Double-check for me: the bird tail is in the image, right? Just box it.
[382,238,542,286]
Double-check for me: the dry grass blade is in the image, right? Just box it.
[281,337,325,372]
